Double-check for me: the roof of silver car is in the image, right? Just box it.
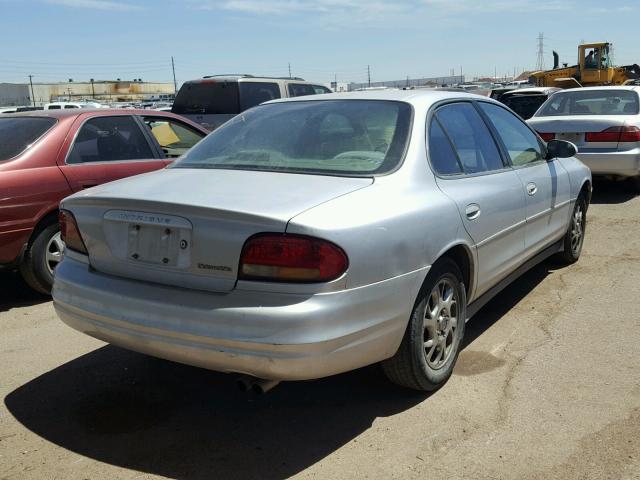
[267,89,488,105]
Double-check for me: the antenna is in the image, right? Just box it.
[536,32,545,71]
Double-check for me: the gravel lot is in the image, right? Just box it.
[1,180,639,480]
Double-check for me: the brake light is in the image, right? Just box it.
[585,126,640,143]
[59,210,88,254]
[538,132,555,142]
[239,234,348,283]
[619,126,640,142]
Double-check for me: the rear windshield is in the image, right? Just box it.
[172,81,282,115]
[503,94,548,120]
[172,81,240,115]
[537,90,639,116]
[174,100,412,176]
[0,117,57,161]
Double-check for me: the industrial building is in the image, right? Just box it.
[0,80,175,107]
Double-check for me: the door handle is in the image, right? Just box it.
[526,182,537,196]
[465,203,481,220]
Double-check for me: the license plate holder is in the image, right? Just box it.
[103,210,192,268]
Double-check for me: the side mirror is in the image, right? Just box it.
[545,139,577,160]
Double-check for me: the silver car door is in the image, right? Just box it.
[478,102,571,257]
[429,102,527,299]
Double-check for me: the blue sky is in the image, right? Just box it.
[1,0,639,86]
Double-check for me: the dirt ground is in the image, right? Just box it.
[1,180,639,480]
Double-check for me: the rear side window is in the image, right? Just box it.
[435,103,504,174]
[47,105,61,110]
[479,103,544,166]
[537,89,639,116]
[67,116,154,164]
[239,82,281,110]
[172,81,240,115]
[428,119,463,175]
[0,117,57,161]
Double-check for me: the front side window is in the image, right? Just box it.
[288,83,316,97]
[537,90,639,116]
[67,116,154,164]
[238,82,281,110]
[174,100,412,176]
[0,117,57,161]
[479,103,544,166]
[313,85,332,94]
[434,103,504,174]
[142,116,206,158]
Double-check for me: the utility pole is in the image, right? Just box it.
[288,62,292,78]
[536,32,545,70]
[460,65,463,84]
[90,78,95,98]
[171,56,177,93]
[28,75,35,107]
[367,65,371,87]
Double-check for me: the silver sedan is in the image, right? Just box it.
[52,90,591,392]
[528,86,640,190]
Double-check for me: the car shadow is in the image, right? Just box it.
[0,271,49,313]
[590,179,636,205]
[4,260,558,479]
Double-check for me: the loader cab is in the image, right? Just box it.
[579,43,614,84]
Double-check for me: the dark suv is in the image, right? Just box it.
[172,75,331,131]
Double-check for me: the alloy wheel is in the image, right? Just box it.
[570,203,585,256]
[423,278,459,370]
[45,231,65,275]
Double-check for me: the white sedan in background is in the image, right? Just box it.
[528,86,640,190]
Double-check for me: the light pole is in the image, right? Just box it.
[28,75,35,107]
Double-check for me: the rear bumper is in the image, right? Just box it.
[575,148,640,177]
[52,257,427,380]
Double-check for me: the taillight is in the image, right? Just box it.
[59,210,88,254]
[585,126,640,143]
[538,132,555,142]
[619,126,640,142]
[239,234,348,283]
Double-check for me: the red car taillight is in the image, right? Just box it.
[537,132,555,142]
[59,210,88,254]
[585,126,640,143]
[239,234,348,283]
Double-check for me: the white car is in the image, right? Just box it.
[528,86,640,190]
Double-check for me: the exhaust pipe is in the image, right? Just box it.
[236,375,280,394]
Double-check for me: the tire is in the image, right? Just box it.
[382,258,466,391]
[20,222,63,295]
[555,195,587,265]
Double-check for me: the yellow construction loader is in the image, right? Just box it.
[529,42,640,88]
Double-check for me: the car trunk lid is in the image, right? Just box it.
[528,116,629,151]
[64,168,372,292]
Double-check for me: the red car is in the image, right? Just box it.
[0,109,208,294]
